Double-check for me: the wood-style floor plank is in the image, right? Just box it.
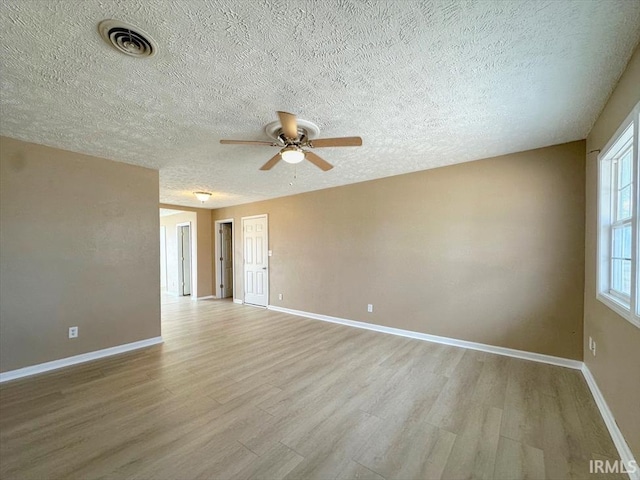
[0,296,622,479]
[494,436,546,479]
[440,404,502,480]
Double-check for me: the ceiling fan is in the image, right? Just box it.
[220,111,363,171]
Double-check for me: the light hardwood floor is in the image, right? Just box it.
[0,298,623,480]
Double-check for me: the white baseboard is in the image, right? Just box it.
[233,298,243,304]
[0,336,164,383]
[582,364,639,480]
[267,305,582,370]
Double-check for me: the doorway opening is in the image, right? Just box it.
[159,208,198,304]
[214,219,235,299]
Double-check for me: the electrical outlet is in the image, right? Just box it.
[68,326,78,339]
[588,336,593,350]
[278,293,283,300]
[591,340,596,356]
[367,304,373,313]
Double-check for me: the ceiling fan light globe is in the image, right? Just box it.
[281,148,305,164]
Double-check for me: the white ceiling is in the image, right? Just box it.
[159,208,187,217]
[1,1,639,209]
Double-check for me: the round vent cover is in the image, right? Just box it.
[98,20,157,58]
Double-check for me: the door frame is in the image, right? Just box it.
[176,221,193,297]
[241,214,269,307]
[214,218,235,299]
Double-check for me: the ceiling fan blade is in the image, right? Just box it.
[305,151,334,171]
[277,111,299,140]
[220,139,277,146]
[308,136,363,148]
[259,153,282,171]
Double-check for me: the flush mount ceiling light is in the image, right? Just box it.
[194,192,212,203]
[280,146,306,164]
[98,19,157,58]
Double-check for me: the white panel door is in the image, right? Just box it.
[243,215,268,306]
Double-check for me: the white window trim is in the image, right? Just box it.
[596,101,640,328]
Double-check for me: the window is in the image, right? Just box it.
[597,101,640,328]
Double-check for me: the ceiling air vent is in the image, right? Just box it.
[98,20,157,58]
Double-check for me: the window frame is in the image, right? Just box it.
[596,101,640,328]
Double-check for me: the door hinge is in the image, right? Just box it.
[220,284,224,289]
[220,257,223,261]
[219,229,223,234]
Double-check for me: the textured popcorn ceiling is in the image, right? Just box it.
[160,208,187,217]
[1,1,639,208]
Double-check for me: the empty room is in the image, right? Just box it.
[1,1,639,479]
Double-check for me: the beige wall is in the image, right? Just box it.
[212,141,585,360]
[0,137,161,372]
[160,212,198,295]
[159,203,213,298]
[584,46,640,458]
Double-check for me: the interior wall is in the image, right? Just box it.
[159,203,213,298]
[212,140,586,360]
[160,212,198,295]
[0,136,161,372]
[584,45,640,459]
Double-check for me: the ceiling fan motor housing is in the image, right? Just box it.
[277,130,307,145]
[265,119,320,143]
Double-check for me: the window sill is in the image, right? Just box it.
[597,292,640,328]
